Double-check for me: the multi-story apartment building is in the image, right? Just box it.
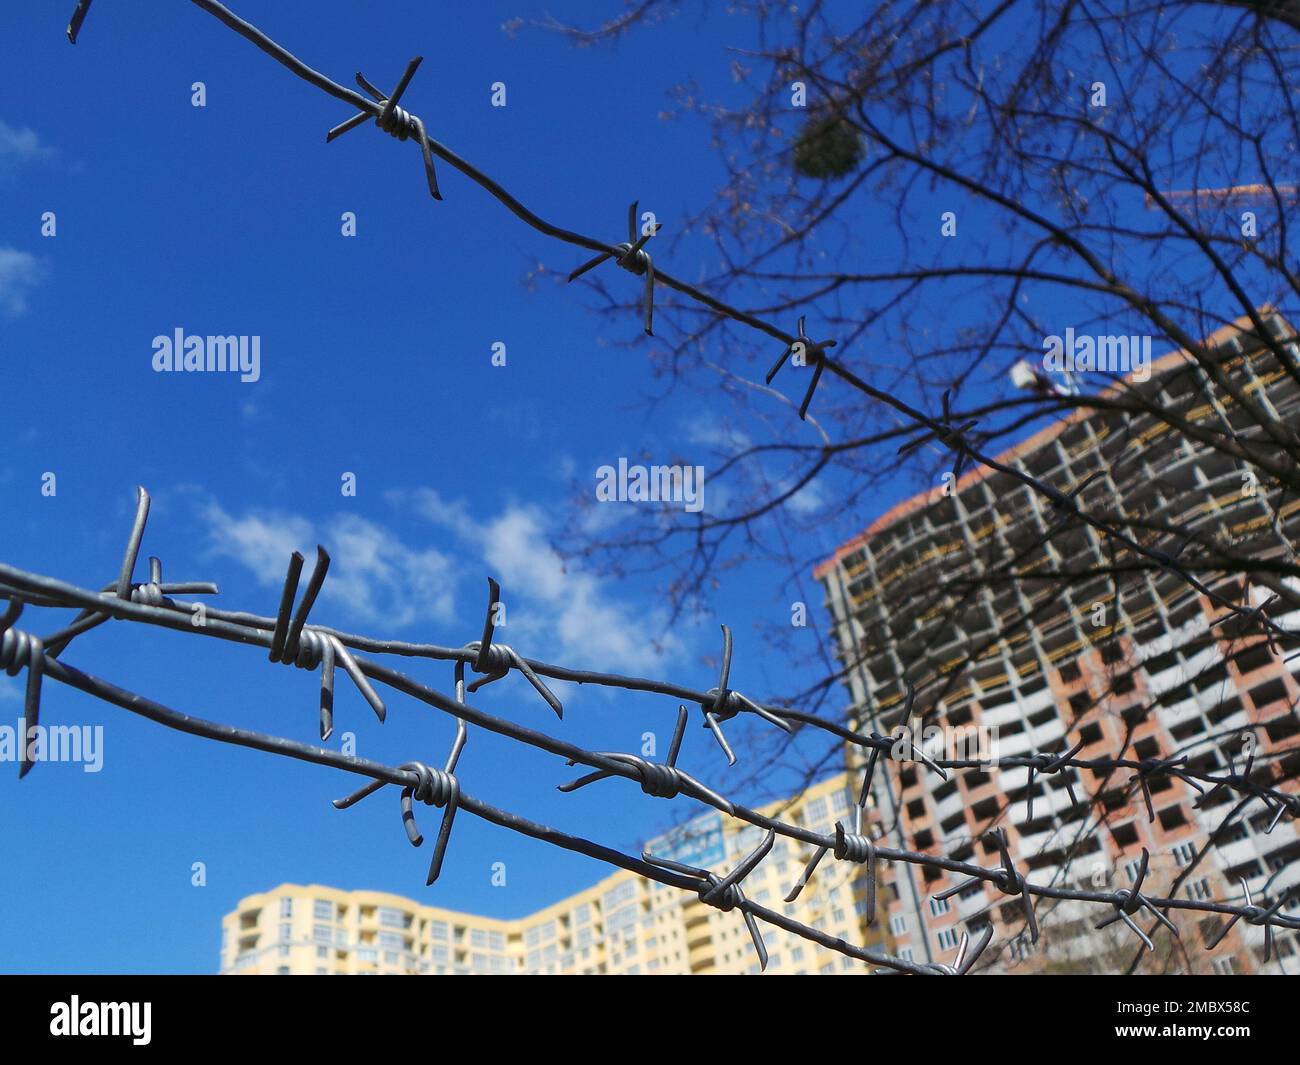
[817,312,1300,974]
[220,772,888,975]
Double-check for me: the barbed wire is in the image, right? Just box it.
[57,0,1300,653]
[3,487,1299,975]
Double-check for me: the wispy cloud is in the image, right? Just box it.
[0,247,49,317]
[399,488,681,673]
[0,120,53,171]
[197,488,678,672]
[201,501,455,629]
[783,476,826,515]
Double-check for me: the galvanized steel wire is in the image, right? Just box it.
[2,487,1298,974]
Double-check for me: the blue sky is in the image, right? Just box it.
[0,0,865,973]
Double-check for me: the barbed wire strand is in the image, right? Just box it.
[2,488,1298,974]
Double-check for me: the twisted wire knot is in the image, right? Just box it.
[1239,900,1273,927]
[459,623,564,719]
[897,389,980,479]
[286,627,330,670]
[699,873,744,912]
[129,581,171,608]
[645,829,772,968]
[334,757,463,887]
[405,761,458,809]
[1093,848,1178,951]
[268,547,387,735]
[614,241,652,276]
[703,687,743,723]
[992,864,1025,896]
[983,828,1039,942]
[1138,754,1185,778]
[636,760,685,800]
[697,625,794,766]
[1112,886,1144,916]
[833,830,874,863]
[765,315,839,422]
[556,710,735,814]
[375,100,420,142]
[0,610,45,779]
[0,627,42,675]
[464,640,513,674]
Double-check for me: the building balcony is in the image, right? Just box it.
[1157,696,1201,728]
[1216,838,1258,870]
[956,889,990,920]
[935,790,965,823]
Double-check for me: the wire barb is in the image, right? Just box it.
[699,624,793,767]
[268,546,386,737]
[925,923,995,975]
[462,577,563,718]
[896,390,981,482]
[0,598,44,779]
[327,57,442,200]
[333,709,467,886]
[785,821,877,924]
[558,705,736,812]
[984,828,1039,944]
[568,201,660,335]
[1204,877,1297,962]
[645,828,775,970]
[66,0,94,43]
[1092,847,1179,951]
[766,316,838,420]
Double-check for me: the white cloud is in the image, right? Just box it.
[201,501,455,629]
[197,489,677,673]
[0,247,49,317]
[405,492,680,674]
[0,121,53,169]
[482,505,680,671]
[325,513,455,628]
[783,477,826,515]
[393,487,479,541]
[686,422,752,451]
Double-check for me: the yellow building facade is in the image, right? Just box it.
[220,772,888,975]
